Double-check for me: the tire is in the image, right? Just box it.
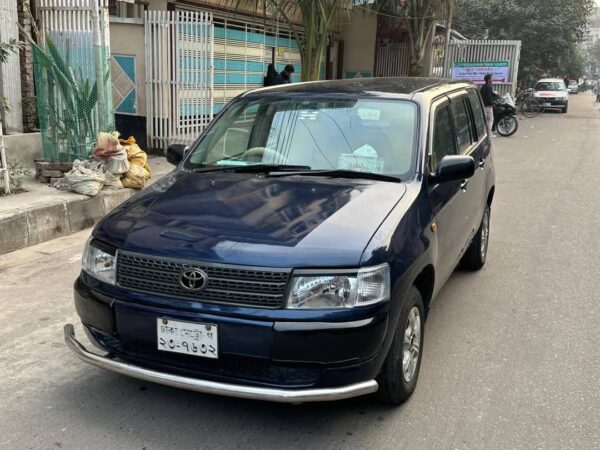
[521,97,541,118]
[461,205,491,271]
[376,286,425,405]
[496,115,518,137]
[562,103,568,114]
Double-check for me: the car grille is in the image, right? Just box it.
[116,251,291,308]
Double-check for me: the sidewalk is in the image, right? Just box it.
[0,156,171,255]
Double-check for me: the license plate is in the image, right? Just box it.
[543,103,552,107]
[157,318,218,359]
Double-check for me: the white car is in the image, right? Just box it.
[568,80,579,94]
[534,78,569,113]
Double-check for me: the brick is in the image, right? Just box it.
[40,169,64,178]
[46,162,73,172]
[35,161,49,176]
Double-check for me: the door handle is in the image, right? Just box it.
[478,158,486,169]
[460,179,469,191]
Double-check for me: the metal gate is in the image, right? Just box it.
[376,39,521,96]
[440,40,522,96]
[0,0,22,133]
[145,10,214,151]
[375,43,411,78]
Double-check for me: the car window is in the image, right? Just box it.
[430,105,457,172]
[450,98,473,154]
[186,98,419,178]
[535,82,566,91]
[467,90,487,141]
[204,107,257,160]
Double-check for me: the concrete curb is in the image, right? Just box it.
[0,156,171,256]
[0,188,136,255]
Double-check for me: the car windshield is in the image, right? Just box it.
[535,82,565,91]
[184,97,418,178]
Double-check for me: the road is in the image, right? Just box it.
[2,92,600,450]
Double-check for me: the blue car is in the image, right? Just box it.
[65,78,495,404]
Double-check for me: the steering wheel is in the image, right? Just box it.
[242,147,286,164]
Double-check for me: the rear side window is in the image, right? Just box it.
[450,98,473,154]
[468,90,487,141]
[430,105,457,172]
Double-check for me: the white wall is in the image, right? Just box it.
[340,10,377,78]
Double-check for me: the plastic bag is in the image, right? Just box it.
[65,160,106,196]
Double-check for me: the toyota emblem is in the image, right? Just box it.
[179,268,208,291]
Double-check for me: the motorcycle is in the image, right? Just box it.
[493,93,518,137]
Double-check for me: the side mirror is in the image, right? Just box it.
[166,144,189,165]
[431,155,475,184]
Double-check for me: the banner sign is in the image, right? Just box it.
[452,61,510,84]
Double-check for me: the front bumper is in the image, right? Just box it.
[64,323,379,402]
[535,97,567,108]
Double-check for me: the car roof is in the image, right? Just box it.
[242,77,475,100]
[537,78,564,83]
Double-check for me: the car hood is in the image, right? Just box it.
[94,170,407,267]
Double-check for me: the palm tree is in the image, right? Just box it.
[378,0,455,76]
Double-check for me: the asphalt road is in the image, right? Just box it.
[2,92,600,450]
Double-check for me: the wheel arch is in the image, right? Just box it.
[487,186,495,207]
[412,264,435,316]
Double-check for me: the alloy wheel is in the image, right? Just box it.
[480,209,490,261]
[402,306,421,383]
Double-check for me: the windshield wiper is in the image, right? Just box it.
[191,164,311,174]
[267,169,401,183]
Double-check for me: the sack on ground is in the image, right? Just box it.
[119,136,152,189]
[93,131,121,159]
[105,150,129,175]
[65,160,106,196]
[121,164,150,189]
[103,172,124,190]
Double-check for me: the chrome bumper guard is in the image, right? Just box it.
[64,324,379,403]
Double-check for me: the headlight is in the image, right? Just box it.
[82,237,117,285]
[287,264,390,309]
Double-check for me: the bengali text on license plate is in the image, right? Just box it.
[544,103,552,107]
[157,318,218,359]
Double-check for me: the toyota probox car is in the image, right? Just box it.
[65,78,495,405]
[534,78,569,113]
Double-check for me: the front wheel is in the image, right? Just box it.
[376,286,425,405]
[562,103,568,114]
[461,205,491,271]
[520,97,541,118]
[496,115,519,137]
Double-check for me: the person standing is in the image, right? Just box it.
[277,64,295,84]
[263,64,278,87]
[595,79,600,102]
[480,73,495,135]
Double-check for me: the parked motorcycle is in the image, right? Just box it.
[493,93,518,137]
